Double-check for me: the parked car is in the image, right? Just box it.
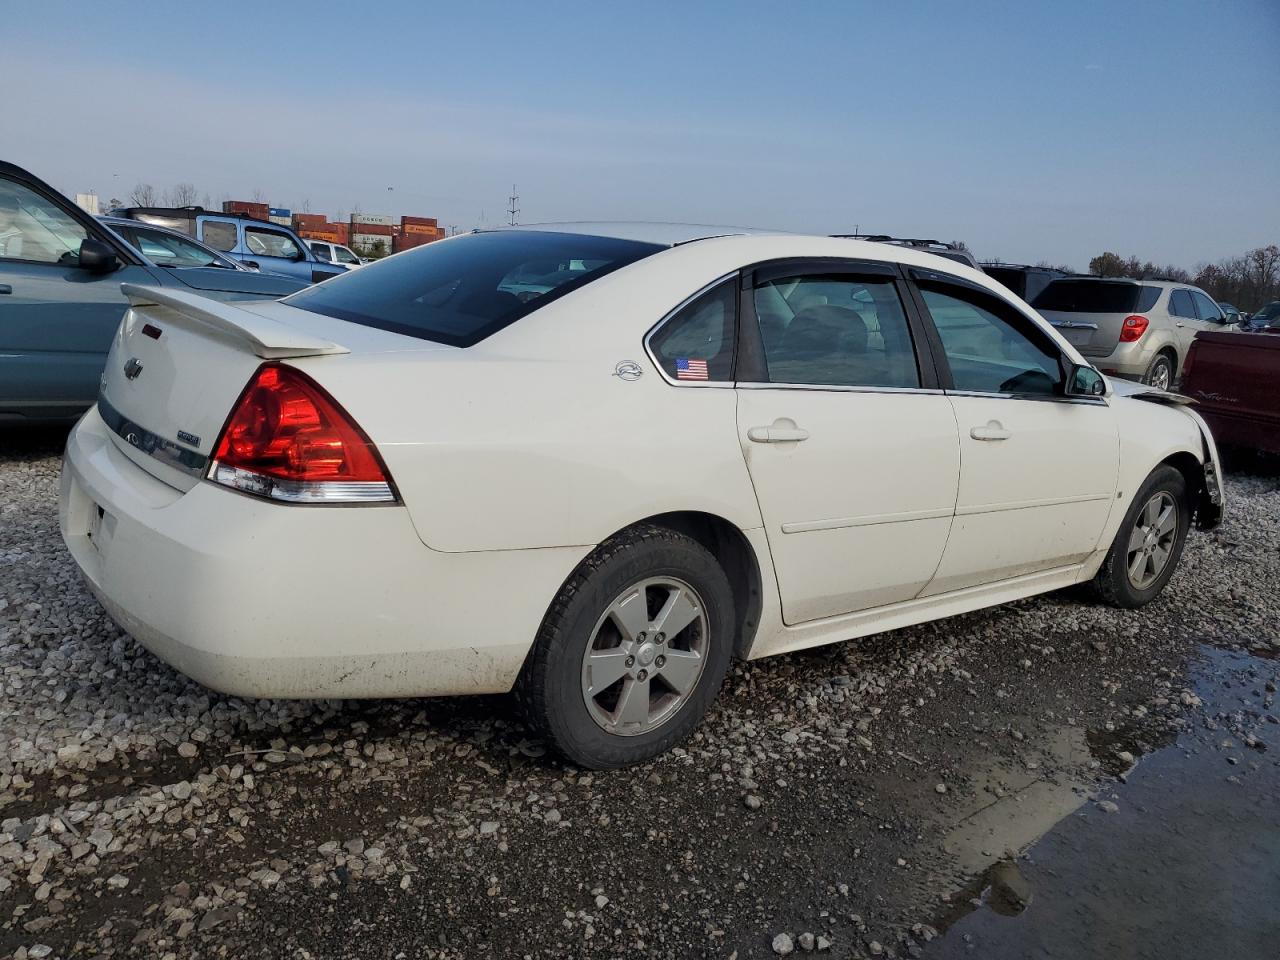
[1216,302,1245,327]
[831,234,982,270]
[1241,301,1280,331]
[59,224,1223,768]
[100,216,256,273]
[0,161,309,422]
[306,239,364,269]
[982,264,1068,304]
[1182,330,1280,454]
[1032,277,1237,389]
[112,206,348,283]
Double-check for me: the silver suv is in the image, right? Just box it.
[1032,277,1237,389]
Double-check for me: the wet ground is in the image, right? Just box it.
[1,430,1278,959]
[926,647,1280,960]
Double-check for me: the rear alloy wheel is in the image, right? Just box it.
[1089,465,1189,608]
[518,525,735,768]
[1143,352,1174,390]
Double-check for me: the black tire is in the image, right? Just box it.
[1089,465,1190,608]
[517,524,735,769]
[1142,351,1176,390]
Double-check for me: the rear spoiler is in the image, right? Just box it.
[121,284,348,359]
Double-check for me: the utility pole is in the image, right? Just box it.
[507,185,520,226]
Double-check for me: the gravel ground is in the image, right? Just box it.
[2,429,1278,960]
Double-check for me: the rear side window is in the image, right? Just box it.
[287,230,663,347]
[201,221,238,252]
[649,280,736,382]
[245,226,300,259]
[1032,280,1141,313]
[1136,286,1162,311]
[754,273,920,388]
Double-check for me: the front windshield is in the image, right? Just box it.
[1252,302,1280,326]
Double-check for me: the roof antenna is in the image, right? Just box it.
[507,185,520,226]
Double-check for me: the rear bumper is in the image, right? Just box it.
[1091,341,1163,379]
[59,406,589,699]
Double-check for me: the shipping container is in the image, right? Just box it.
[269,216,292,226]
[402,222,440,235]
[223,200,270,219]
[299,230,341,243]
[293,213,328,230]
[351,232,394,251]
[331,223,349,243]
[269,207,291,219]
[401,215,438,227]
[351,213,396,226]
[349,221,394,236]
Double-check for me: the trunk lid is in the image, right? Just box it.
[97,285,391,492]
[1032,279,1155,357]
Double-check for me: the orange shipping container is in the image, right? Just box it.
[300,230,340,243]
[401,215,437,227]
[402,223,438,235]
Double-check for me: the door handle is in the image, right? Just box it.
[970,420,1011,441]
[748,422,810,443]
[0,284,11,294]
[1175,321,1185,328]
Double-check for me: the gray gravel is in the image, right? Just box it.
[2,429,1278,959]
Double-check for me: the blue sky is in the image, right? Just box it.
[9,0,1278,269]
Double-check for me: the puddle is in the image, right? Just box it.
[925,647,1280,959]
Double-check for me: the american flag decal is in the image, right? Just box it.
[675,358,709,381]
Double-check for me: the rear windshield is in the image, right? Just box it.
[285,230,663,346]
[1033,280,1159,313]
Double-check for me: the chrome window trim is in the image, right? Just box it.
[735,382,945,396]
[944,389,1109,406]
[643,271,742,388]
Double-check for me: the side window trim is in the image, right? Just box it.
[643,271,740,388]
[906,273,1101,404]
[735,258,942,392]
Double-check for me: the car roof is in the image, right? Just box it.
[493,221,793,246]
[99,215,187,238]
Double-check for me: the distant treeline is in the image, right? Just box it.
[1087,245,1280,312]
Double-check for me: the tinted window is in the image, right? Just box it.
[649,280,735,382]
[132,227,225,268]
[1191,291,1223,322]
[0,179,88,264]
[1136,286,1162,311]
[245,226,300,259]
[755,273,919,388]
[310,242,332,261]
[1169,290,1196,318]
[920,283,1063,396]
[286,230,663,347]
[335,246,360,264]
[982,266,1028,299]
[1032,280,1142,313]
[201,221,238,252]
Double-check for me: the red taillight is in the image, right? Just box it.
[1119,315,1149,342]
[208,363,396,503]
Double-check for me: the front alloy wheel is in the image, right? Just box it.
[1125,492,1178,589]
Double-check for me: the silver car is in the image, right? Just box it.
[1033,278,1238,389]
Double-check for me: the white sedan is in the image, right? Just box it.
[59,224,1224,768]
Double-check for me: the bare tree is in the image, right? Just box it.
[250,188,267,204]
[166,182,199,206]
[301,198,311,213]
[129,183,157,207]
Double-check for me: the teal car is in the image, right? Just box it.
[0,161,309,423]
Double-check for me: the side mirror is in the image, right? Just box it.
[1066,364,1107,398]
[77,238,119,274]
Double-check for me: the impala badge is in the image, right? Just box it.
[123,357,144,380]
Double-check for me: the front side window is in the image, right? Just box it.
[286,230,663,347]
[201,220,238,252]
[335,246,360,264]
[1169,290,1196,318]
[245,226,300,259]
[919,282,1063,396]
[754,273,919,388]
[1191,291,1223,322]
[310,242,332,261]
[0,178,88,264]
[649,279,736,382]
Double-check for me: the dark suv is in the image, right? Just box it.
[981,263,1068,303]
